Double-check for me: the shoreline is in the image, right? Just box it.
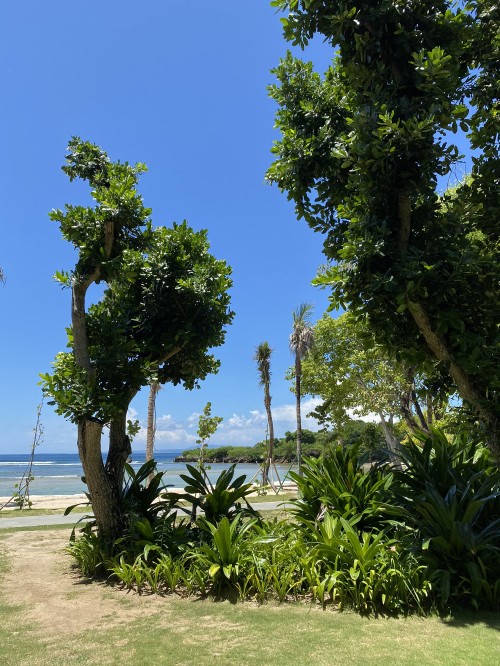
[0,483,297,512]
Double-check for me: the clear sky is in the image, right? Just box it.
[0,1,339,454]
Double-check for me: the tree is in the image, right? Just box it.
[145,381,161,483]
[289,303,314,476]
[268,1,500,454]
[301,312,452,460]
[41,138,233,539]
[196,402,223,470]
[254,341,275,483]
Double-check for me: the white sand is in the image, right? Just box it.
[0,490,185,511]
[0,482,296,512]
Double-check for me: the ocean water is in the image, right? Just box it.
[0,451,294,497]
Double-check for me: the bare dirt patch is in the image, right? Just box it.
[1,529,169,636]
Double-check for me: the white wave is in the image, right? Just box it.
[0,462,82,467]
[39,475,81,479]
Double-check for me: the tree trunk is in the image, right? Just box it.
[408,300,500,456]
[377,411,402,470]
[106,409,132,491]
[263,388,274,485]
[295,354,303,477]
[411,389,429,431]
[146,382,160,465]
[78,420,123,540]
[426,394,434,425]
[146,382,160,485]
[400,387,420,433]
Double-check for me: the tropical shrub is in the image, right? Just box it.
[121,460,176,524]
[394,429,500,609]
[67,427,499,613]
[66,530,113,577]
[170,463,259,524]
[289,444,397,533]
[189,515,257,594]
[313,516,430,613]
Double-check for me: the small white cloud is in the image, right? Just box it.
[127,406,138,421]
[346,409,380,423]
[128,398,324,451]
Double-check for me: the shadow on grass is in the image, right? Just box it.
[439,609,500,632]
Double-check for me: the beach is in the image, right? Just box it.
[0,493,89,511]
[0,451,295,503]
[0,482,297,512]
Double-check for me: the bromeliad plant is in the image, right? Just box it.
[313,516,430,613]
[121,460,175,523]
[191,515,257,594]
[393,429,500,609]
[289,444,396,534]
[171,463,259,524]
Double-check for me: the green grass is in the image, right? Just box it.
[0,591,498,665]
[0,527,499,665]
[0,506,90,519]
[248,491,297,503]
[0,523,75,534]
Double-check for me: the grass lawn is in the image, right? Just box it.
[1,526,499,666]
[0,492,295,520]
[0,506,90,519]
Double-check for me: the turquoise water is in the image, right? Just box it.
[0,451,294,496]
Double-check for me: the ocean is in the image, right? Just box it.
[0,451,294,497]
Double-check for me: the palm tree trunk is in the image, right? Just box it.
[146,382,160,484]
[295,354,303,477]
[146,382,160,463]
[263,390,274,485]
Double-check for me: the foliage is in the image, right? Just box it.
[289,444,396,533]
[172,464,259,524]
[66,531,113,577]
[68,426,500,612]
[42,222,234,424]
[178,424,384,463]
[195,402,223,468]
[393,429,500,609]
[192,515,258,593]
[120,460,175,524]
[313,516,430,613]
[41,138,234,539]
[301,312,454,448]
[267,1,500,451]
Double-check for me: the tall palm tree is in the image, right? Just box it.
[146,381,161,482]
[254,341,275,484]
[289,303,314,477]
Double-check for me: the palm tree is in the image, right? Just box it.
[146,381,161,483]
[254,342,275,484]
[289,303,314,477]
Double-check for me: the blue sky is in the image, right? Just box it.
[0,1,337,454]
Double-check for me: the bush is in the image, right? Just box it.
[289,443,397,533]
[393,429,500,610]
[67,429,500,613]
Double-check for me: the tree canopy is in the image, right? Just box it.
[300,312,457,454]
[42,138,234,537]
[267,1,500,453]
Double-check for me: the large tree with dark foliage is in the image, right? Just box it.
[267,1,500,454]
[42,139,233,538]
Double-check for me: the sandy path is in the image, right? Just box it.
[0,529,167,636]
